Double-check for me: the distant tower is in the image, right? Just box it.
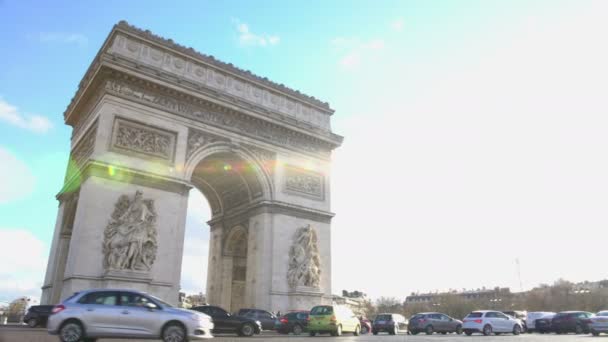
[516,258,523,292]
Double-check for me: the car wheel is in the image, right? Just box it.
[361,325,369,334]
[592,331,600,337]
[513,324,521,335]
[354,325,360,336]
[465,331,473,336]
[372,330,378,335]
[309,331,316,336]
[240,323,255,337]
[293,324,303,335]
[162,323,186,342]
[27,318,38,328]
[411,330,419,335]
[575,324,583,334]
[59,320,84,342]
[425,325,434,335]
[456,325,463,335]
[483,324,493,336]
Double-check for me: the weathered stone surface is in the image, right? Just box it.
[42,22,341,312]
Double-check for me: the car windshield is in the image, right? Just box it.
[310,306,333,315]
[375,314,392,321]
[598,311,608,317]
[467,312,483,318]
[148,295,173,308]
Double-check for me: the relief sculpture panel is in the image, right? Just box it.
[287,224,321,288]
[285,165,324,199]
[102,190,158,272]
[111,117,177,162]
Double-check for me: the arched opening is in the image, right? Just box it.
[183,148,270,311]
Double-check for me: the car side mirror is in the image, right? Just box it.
[145,303,157,311]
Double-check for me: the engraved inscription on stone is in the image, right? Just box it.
[103,190,158,272]
[285,165,324,198]
[111,117,177,162]
[287,224,321,288]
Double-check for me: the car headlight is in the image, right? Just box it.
[190,313,208,321]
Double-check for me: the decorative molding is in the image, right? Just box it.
[186,128,225,160]
[110,117,177,162]
[207,200,335,225]
[102,190,158,272]
[284,165,324,199]
[60,191,79,236]
[104,77,334,157]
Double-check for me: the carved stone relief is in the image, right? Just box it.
[111,117,177,162]
[104,78,332,157]
[71,121,98,166]
[102,190,158,272]
[285,166,324,199]
[60,192,79,236]
[186,128,224,160]
[287,224,321,288]
[245,144,276,176]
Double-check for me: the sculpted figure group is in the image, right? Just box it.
[287,224,322,288]
[103,190,158,272]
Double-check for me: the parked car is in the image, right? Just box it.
[307,305,361,336]
[526,312,555,333]
[589,310,608,336]
[236,308,278,330]
[551,311,594,334]
[502,310,527,332]
[192,305,261,337]
[24,305,54,328]
[408,312,462,335]
[359,316,372,334]
[47,289,214,342]
[462,310,523,336]
[275,311,308,335]
[372,313,408,335]
[534,314,556,334]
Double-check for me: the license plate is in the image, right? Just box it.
[377,321,385,324]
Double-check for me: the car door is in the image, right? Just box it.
[497,312,512,332]
[429,314,442,331]
[256,310,276,330]
[484,312,499,332]
[78,291,124,336]
[117,292,162,337]
[439,314,453,332]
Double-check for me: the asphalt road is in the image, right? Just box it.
[0,326,604,342]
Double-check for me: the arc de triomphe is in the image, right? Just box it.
[41,21,342,312]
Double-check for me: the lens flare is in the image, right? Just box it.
[108,165,116,176]
[223,164,232,171]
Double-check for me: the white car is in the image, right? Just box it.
[462,310,523,336]
[589,311,608,336]
[526,311,555,332]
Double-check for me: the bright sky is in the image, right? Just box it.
[1,0,608,303]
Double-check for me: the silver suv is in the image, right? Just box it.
[47,289,213,342]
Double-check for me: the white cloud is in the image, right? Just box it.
[233,19,280,47]
[0,147,35,204]
[38,32,88,46]
[331,37,385,70]
[0,229,48,303]
[0,99,53,133]
[391,18,405,32]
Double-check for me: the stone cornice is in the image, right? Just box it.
[71,68,341,157]
[64,21,341,135]
[208,200,335,225]
[58,160,192,199]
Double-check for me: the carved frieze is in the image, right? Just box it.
[186,128,224,160]
[109,31,331,130]
[111,117,177,162]
[102,190,158,272]
[245,144,276,176]
[287,224,321,289]
[71,121,98,166]
[285,165,324,199]
[104,78,332,158]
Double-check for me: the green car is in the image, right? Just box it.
[308,305,361,336]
